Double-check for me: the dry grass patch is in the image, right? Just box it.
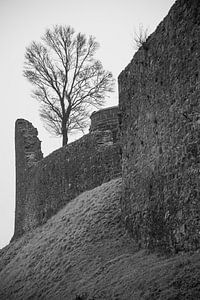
[0,178,200,299]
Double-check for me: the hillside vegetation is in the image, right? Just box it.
[0,178,200,300]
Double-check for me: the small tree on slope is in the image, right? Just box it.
[24,25,114,146]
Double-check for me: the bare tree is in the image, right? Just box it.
[133,24,149,50]
[24,25,114,146]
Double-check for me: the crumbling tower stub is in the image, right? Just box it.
[90,106,119,143]
[14,119,43,239]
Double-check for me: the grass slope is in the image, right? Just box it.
[0,178,200,300]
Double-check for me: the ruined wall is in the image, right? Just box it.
[14,107,121,239]
[90,106,119,142]
[14,119,43,239]
[119,0,200,253]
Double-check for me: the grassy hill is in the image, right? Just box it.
[0,178,200,300]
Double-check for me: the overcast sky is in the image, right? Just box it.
[0,0,175,248]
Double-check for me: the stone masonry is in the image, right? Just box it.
[90,106,119,142]
[14,119,43,239]
[13,107,121,240]
[119,0,200,253]
[13,0,200,256]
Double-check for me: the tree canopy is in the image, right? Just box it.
[24,25,114,145]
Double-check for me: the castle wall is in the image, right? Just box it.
[14,108,121,239]
[119,0,200,253]
[14,119,43,239]
[90,106,119,142]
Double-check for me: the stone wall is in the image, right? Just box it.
[90,106,119,142]
[119,0,200,253]
[13,108,121,239]
[14,119,43,239]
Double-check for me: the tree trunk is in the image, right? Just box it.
[62,131,68,146]
[62,106,70,146]
[62,119,68,146]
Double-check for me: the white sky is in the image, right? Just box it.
[0,0,175,248]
